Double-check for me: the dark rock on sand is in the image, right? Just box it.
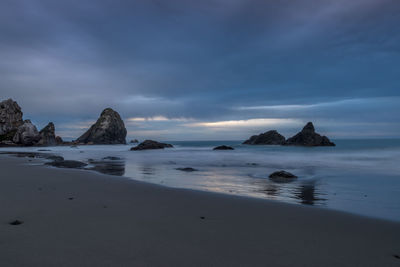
[176,167,198,172]
[243,130,286,145]
[76,108,127,144]
[12,120,41,146]
[131,140,173,151]
[269,171,298,182]
[37,122,57,146]
[284,122,335,147]
[213,145,234,150]
[46,160,87,169]
[0,98,23,138]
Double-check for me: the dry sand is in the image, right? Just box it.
[1,155,400,266]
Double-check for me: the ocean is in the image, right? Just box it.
[1,139,400,221]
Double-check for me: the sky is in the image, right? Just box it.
[0,0,399,140]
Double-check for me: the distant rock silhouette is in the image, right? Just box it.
[55,136,64,145]
[76,108,127,144]
[0,99,23,141]
[37,122,56,146]
[12,120,41,146]
[213,145,234,150]
[130,139,139,143]
[130,140,173,150]
[284,122,335,146]
[243,130,286,145]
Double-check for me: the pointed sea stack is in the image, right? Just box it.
[284,122,335,146]
[76,108,127,144]
[243,130,286,145]
[37,122,57,146]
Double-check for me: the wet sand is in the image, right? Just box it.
[1,155,400,266]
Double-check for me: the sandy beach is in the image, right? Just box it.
[1,155,400,267]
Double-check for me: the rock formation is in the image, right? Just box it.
[213,145,234,150]
[130,139,139,143]
[130,140,173,150]
[243,130,286,145]
[76,108,127,144]
[284,122,335,146]
[37,122,56,146]
[12,120,41,146]
[0,99,23,140]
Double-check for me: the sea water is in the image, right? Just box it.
[1,139,400,221]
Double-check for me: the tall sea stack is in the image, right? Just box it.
[76,108,127,144]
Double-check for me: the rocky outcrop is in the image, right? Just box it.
[0,99,23,140]
[76,108,127,144]
[12,120,41,146]
[130,139,139,143]
[284,122,335,146]
[213,145,234,150]
[243,130,285,145]
[130,140,173,150]
[37,122,56,146]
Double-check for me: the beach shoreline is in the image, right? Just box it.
[1,154,400,266]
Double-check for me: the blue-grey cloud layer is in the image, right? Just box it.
[0,0,399,139]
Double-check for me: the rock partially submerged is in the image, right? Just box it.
[37,122,56,146]
[130,139,139,143]
[269,170,298,182]
[12,120,41,146]
[213,145,234,150]
[243,130,285,145]
[76,108,127,144]
[284,122,335,147]
[46,160,87,169]
[176,167,198,172]
[130,140,173,151]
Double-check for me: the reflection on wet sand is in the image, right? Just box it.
[260,179,326,206]
[263,183,279,197]
[293,181,326,205]
[87,158,126,176]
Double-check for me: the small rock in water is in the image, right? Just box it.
[45,160,87,169]
[68,197,74,200]
[130,140,173,150]
[200,216,205,220]
[393,254,400,259]
[102,156,121,160]
[9,220,23,225]
[213,145,234,150]
[176,167,198,172]
[269,170,298,182]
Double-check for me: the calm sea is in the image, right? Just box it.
[2,139,400,221]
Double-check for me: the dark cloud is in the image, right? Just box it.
[0,0,399,139]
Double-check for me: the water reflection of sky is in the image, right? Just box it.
[1,142,400,222]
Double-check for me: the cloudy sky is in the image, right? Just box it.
[1,0,399,140]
